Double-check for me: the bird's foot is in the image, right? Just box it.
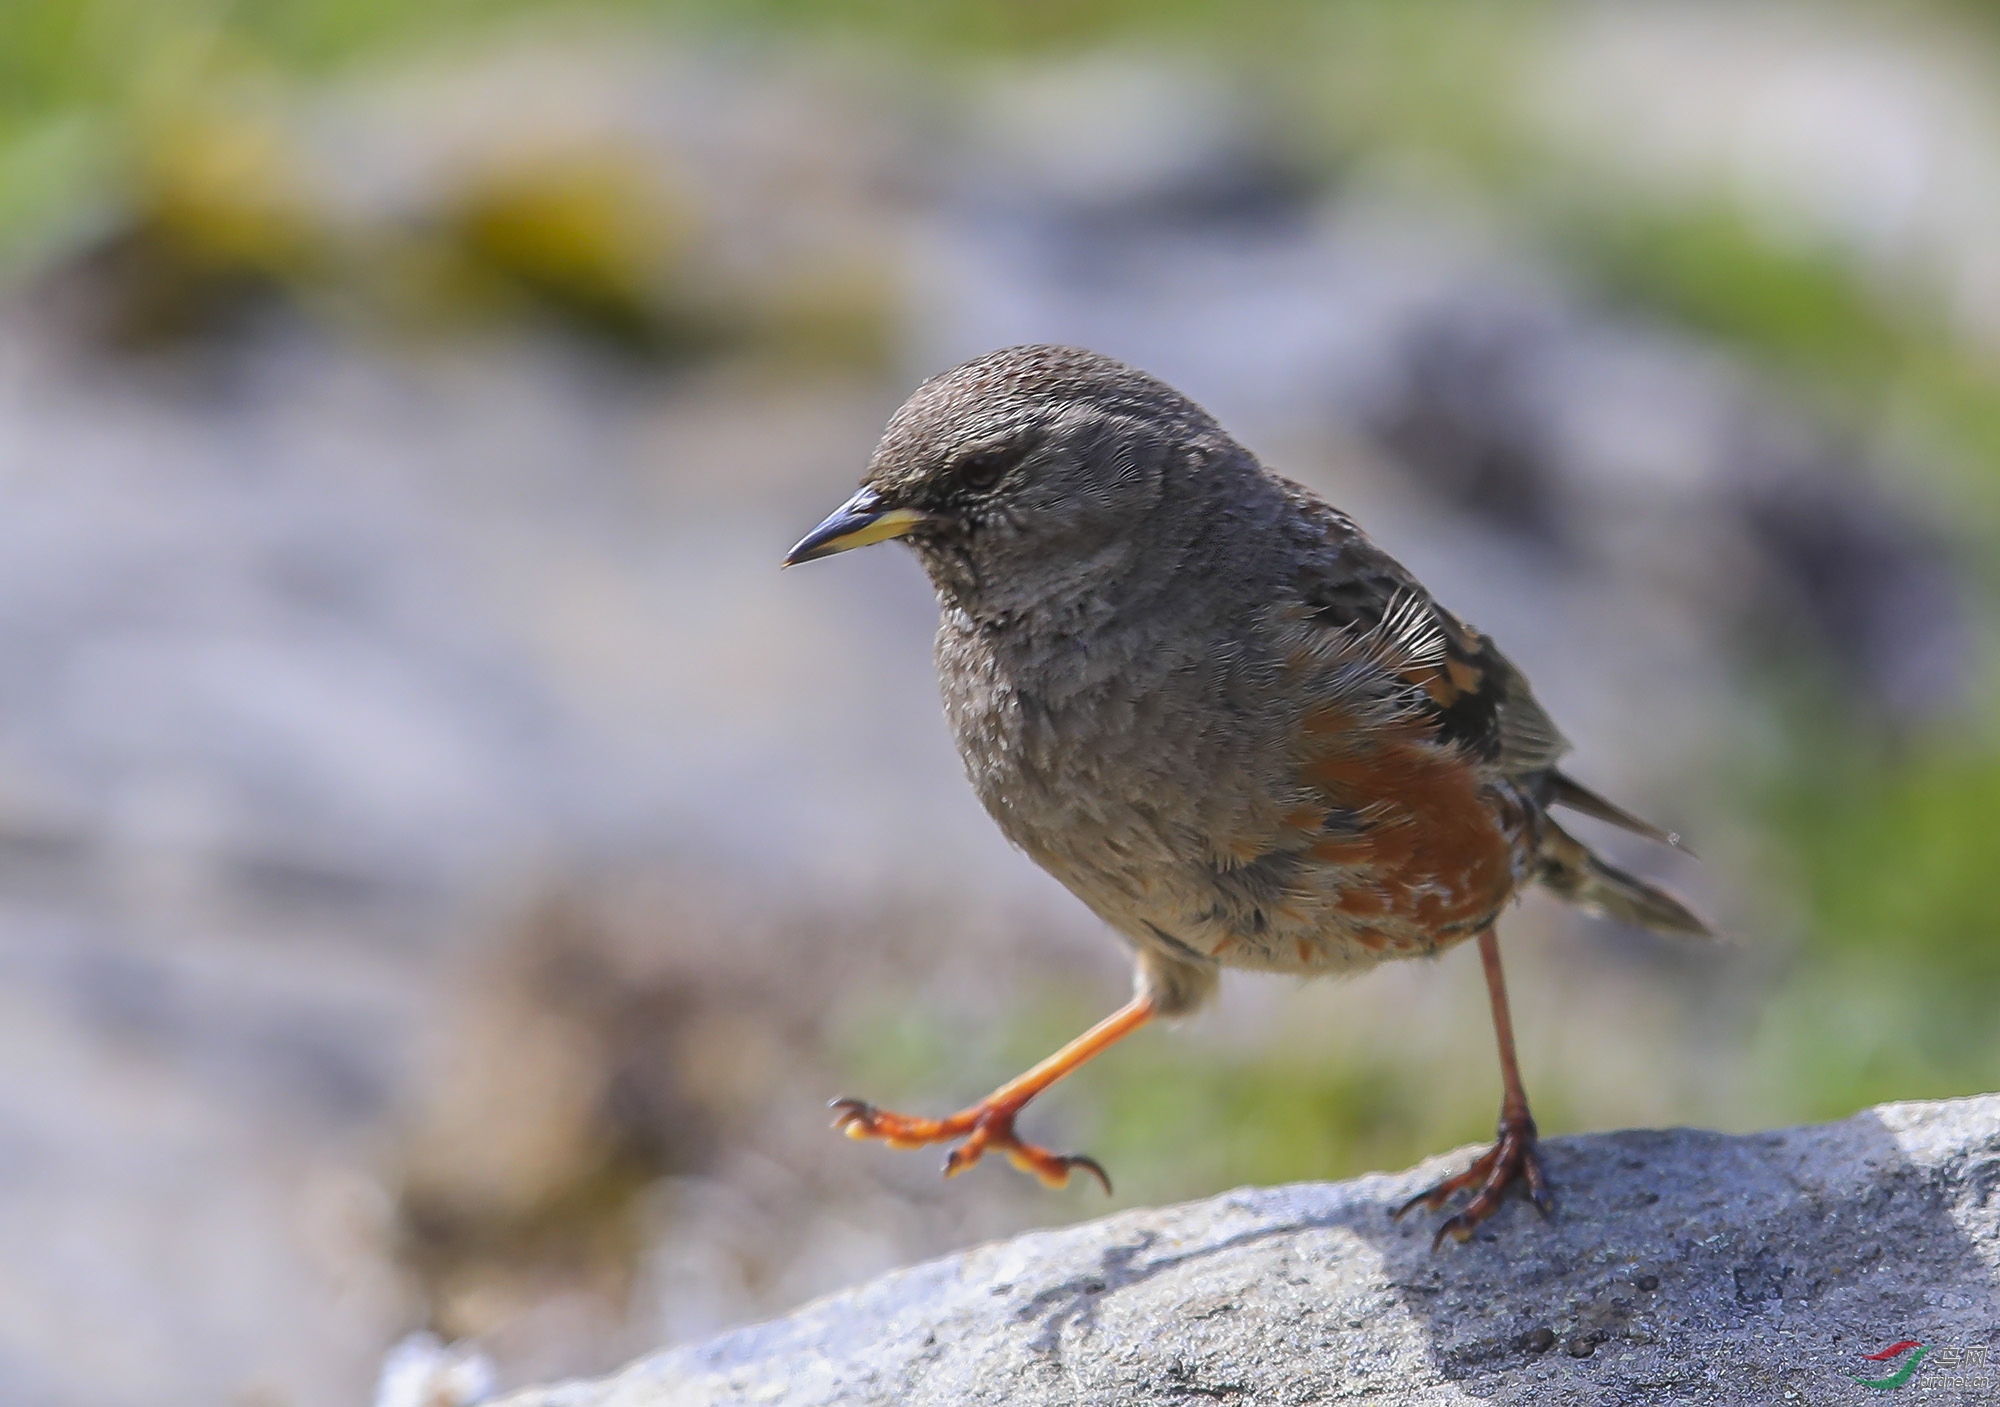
[829,1096,1112,1193]
[1392,1107,1551,1249]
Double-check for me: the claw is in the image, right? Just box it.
[941,1123,995,1177]
[830,1097,872,1139]
[825,997,1150,1196]
[1392,1111,1549,1249]
[1525,1153,1555,1217]
[829,1091,1113,1194]
[1062,1153,1114,1196]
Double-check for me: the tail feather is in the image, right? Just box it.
[1548,771,1691,854]
[1537,819,1711,938]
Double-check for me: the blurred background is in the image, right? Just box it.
[3,0,2000,1401]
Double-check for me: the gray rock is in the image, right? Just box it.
[500,1095,2000,1405]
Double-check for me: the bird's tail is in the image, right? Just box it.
[1535,818,1711,938]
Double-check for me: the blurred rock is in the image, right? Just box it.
[391,871,1097,1384]
[1732,439,1968,725]
[499,1096,2000,1406]
[1358,299,1970,724]
[43,99,336,348]
[1367,310,1571,546]
[374,1332,496,1407]
[32,44,905,367]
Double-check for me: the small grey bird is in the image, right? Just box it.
[785,345,1706,1245]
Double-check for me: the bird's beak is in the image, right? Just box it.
[783,486,933,566]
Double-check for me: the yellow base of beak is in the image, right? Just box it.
[785,493,932,566]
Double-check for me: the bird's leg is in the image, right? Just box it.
[831,994,1154,1193]
[1394,928,1552,1247]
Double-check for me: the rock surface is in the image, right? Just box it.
[500,1096,2000,1405]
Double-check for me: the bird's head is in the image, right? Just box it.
[785,345,1237,617]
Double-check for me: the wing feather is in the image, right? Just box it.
[1276,484,1567,779]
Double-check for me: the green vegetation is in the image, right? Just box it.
[1081,1034,1447,1205]
[1750,720,2000,1118]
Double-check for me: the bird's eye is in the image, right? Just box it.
[953,444,1018,492]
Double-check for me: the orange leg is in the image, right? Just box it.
[831,995,1155,1193]
[1393,928,1552,1247]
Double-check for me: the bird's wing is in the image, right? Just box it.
[1275,485,1569,779]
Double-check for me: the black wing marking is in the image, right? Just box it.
[1280,482,1569,776]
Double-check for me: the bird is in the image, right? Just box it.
[783,344,1707,1246]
